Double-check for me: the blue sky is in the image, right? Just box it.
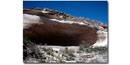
[23,1,108,24]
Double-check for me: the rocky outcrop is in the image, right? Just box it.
[23,8,107,47]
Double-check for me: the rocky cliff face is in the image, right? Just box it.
[23,8,108,63]
[23,8,108,47]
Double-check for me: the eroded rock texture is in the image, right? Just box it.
[23,8,107,46]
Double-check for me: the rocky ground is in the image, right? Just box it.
[23,40,108,64]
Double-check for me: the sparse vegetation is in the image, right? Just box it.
[23,39,108,63]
